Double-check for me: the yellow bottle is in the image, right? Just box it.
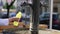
[13,12,22,26]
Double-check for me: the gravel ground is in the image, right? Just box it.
[1,29,60,34]
[0,33,3,34]
[15,30,60,34]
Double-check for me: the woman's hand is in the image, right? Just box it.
[9,18,19,22]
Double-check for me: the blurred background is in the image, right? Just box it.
[0,0,60,34]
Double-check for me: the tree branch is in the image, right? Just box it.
[9,0,15,7]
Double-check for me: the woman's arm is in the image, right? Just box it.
[0,18,19,26]
[0,19,9,26]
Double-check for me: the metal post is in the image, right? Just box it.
[31,0,40,34]
[49,0,53,30]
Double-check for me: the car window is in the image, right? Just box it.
[43,13,50,18]
[53,14,58,19]
[41,13,58,19]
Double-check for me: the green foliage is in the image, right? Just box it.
[10,5,16,9]
[3,3,16,9]
[3,4,7,9]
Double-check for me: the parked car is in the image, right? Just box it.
[9,12,16,17]
[1,12,16,18]
[39,12,59,24]
[39,12,60,30]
